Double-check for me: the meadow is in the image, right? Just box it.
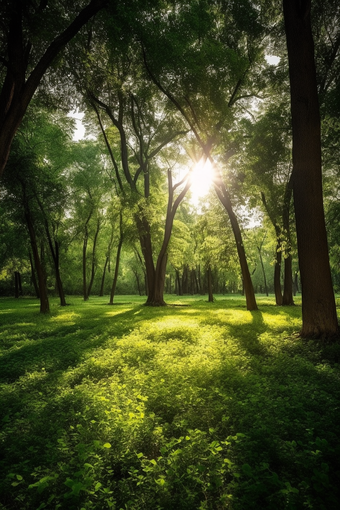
[0,295,339,509]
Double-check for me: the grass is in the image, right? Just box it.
[0,294,340,509]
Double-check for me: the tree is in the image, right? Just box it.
[283,0,339,338]
[140,0,265,310]
[0,0,108,178]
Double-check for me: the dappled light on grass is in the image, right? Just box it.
[105,307,134,317]
[50,311,81,323]
[0,296,339,509]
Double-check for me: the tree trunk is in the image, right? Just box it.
[99,228,114,296]
[261,192,282,304]
[176,269,182,295]
[25,209,49,313]
[135,215,156,304]
[282,254,294,305]
[109,237,123,305]
[274,247,283,305]
[257,237,269,296]
[87,217,101,299]
[82,209,93,301]
[214,181,257,310]
[29,250,40,298]
[14,271,22,298]
[83,226,89,301]
[109,214,124,305]
[99,256,109,296]
[282,178,294,306]
[283,0,338,338]
[207,265,214,302]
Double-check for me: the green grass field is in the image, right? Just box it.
[0,295,340,509]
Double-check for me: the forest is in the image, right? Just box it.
[0,0,340,508]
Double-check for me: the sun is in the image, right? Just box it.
[189,157,214,205]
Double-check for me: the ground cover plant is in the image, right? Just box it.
[0,295,340,510]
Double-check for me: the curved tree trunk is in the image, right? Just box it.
[215,181,257,310]
[283,0,338,338]
[144,168,191,306]
[99,256,109,296]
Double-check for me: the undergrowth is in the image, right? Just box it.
[0,295,339,509]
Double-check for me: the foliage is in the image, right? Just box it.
[0,296,340,509]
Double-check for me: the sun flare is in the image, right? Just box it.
[190,158,214,204]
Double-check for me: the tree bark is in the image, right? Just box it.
[87,217,101,299]
[109,237,123,305]
[109,213,124,305]
[29,250,39,298]
[145,169,191,306]
[24,207,49,313]
[82,208,93,301]
[281,178,294,305]
[257,245,268,296]
[261,192,282,304]
[214,180,258,310]
[283,0,338,338]
[42,216,66,306]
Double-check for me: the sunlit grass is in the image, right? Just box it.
[0,295,339,509]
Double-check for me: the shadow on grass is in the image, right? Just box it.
[1,297,340,509]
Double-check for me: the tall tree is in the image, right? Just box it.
[283,0,339,338]
[140,0,265,310]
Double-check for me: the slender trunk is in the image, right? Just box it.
[283,0,338,337]
[25,209,49,313]
[133,270,142,296]
[41,210,67,306]
[207,265,214,302]
[145,169,191,306]
[293,271,299,295]
[83,227,89,301]
[257,240,268,296]
[29,251,39,298]
[14,271,22,298]
[283,254,294,305]
[82,209,93,301]
[215,181,257,310]
[87,217,100,299]
[99,228,114,296]
[109,224,124,305]
[176,269,182,296]
[282,181,294,306]
[261,192,282,304]
[99,256,109,296]
[274,247,283,305]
